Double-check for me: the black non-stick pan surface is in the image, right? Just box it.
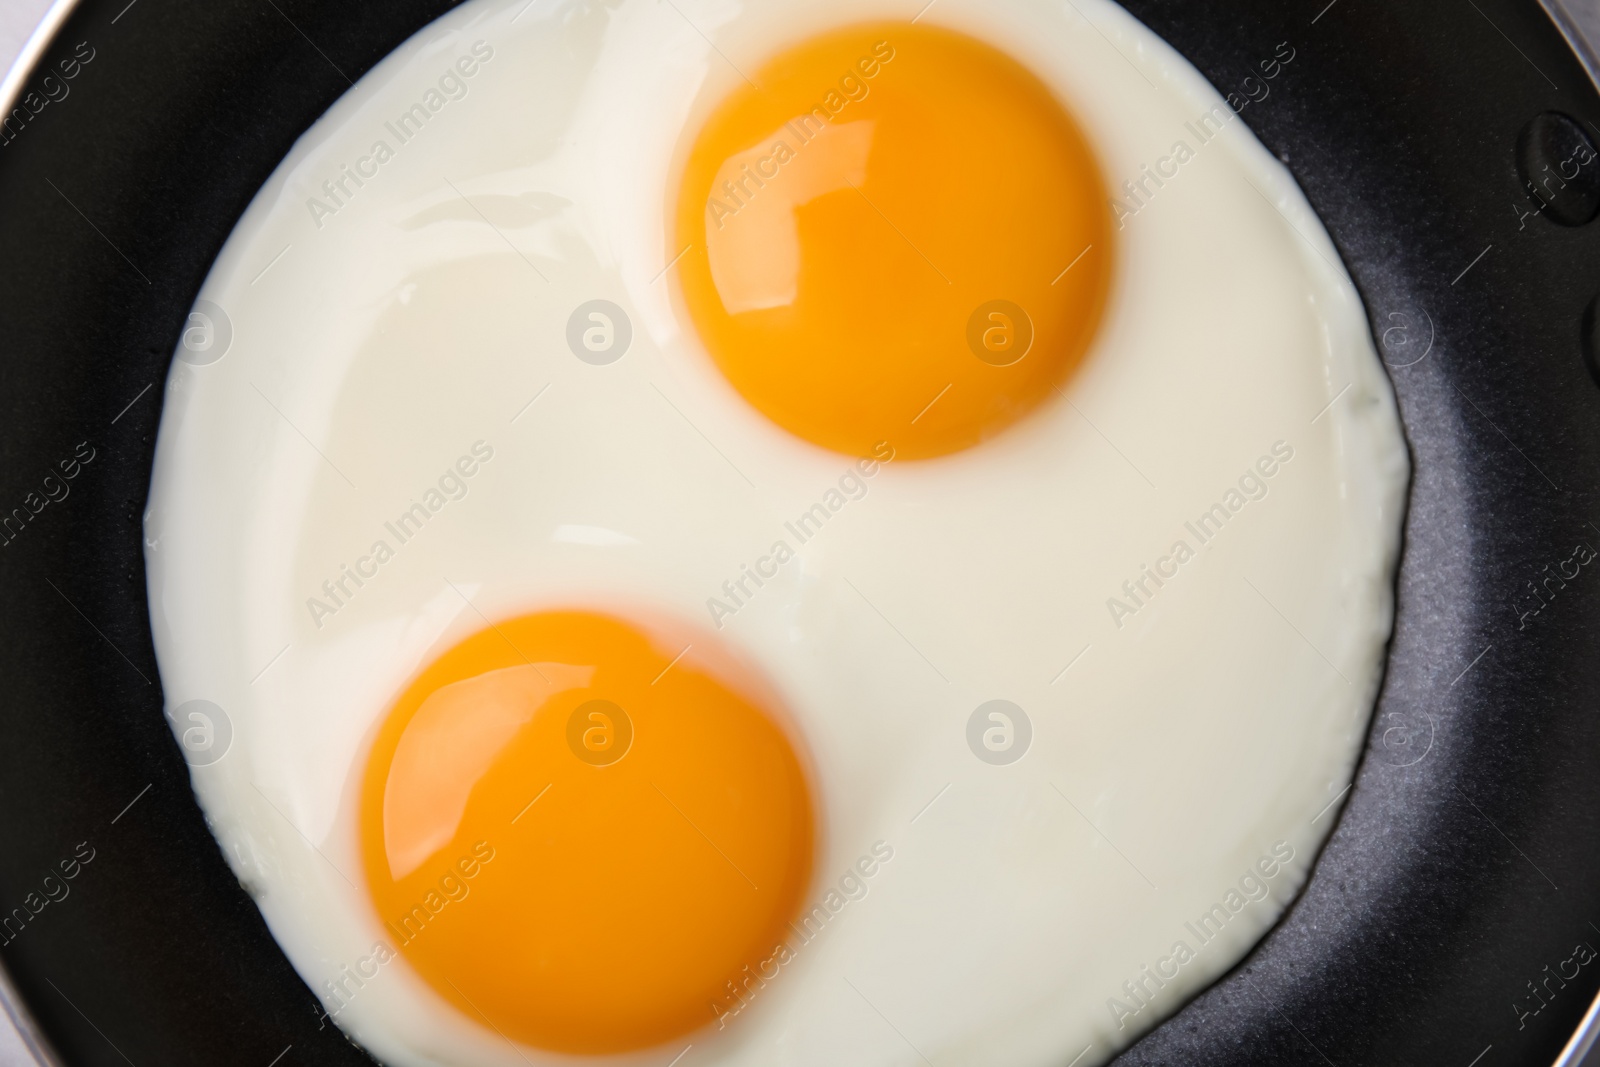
[1,0,1598,1064]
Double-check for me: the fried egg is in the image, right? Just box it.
[144,0,1408,1065]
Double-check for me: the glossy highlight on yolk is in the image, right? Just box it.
[358,610,815,1054]
[674,21,1112,460]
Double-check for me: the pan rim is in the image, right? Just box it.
[0,0,73,1036]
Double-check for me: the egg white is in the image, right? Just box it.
[144,0,1408,1065]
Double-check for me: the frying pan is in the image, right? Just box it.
[2,0,1599,1064]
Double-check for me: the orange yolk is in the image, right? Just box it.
[358,611,815,1054]
[674,21,1112,460]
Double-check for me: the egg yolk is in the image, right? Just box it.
[674,21,1112,460]
[358,611,815,1054]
